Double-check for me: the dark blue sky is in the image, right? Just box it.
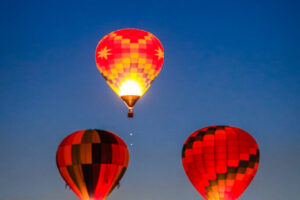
[0,0,299,199]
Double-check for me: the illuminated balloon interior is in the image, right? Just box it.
[119,79,142,96]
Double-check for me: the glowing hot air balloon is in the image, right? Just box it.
[95,28,164,118]
[56,129,129,200]
[182,126,259,200]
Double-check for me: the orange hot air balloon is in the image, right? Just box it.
[95,28,164,118]
[56,129,130,200]
[182,126,260,200]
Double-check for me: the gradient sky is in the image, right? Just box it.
[0,0,299,199]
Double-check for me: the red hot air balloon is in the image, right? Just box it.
[56,129,129,200]
[182,126,259,200]
[95,28,164,118]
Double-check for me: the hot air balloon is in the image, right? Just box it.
[95,28,164,118]
[182,126,259,200]
[56,129,130,200]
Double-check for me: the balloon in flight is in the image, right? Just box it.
[182,125,259,200]
[95,28,164,117]
[56,129,130,200]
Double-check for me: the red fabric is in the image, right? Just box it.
[182,126,259,200]
[95,28,164,96]
[56,129,129,200]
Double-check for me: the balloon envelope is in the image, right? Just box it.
[182,126,259,200]
[95,28,164,117]
[56,129,129,200]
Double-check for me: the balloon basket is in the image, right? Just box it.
[128,110,134,118]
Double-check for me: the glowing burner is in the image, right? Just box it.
[118,80,142,118]
[119,80,142,96]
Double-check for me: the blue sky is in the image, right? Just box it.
[0,0,299,199]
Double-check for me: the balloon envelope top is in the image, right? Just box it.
[182,125,259,200]
[95,28,164,117]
